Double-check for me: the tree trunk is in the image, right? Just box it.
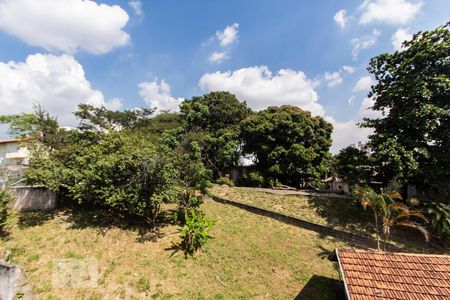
[374,212,380,251]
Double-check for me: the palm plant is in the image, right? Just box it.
[426,202,450,241]
[356,187,383,250]
[355,188,429,250]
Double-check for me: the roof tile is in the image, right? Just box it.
[337,249,450,300]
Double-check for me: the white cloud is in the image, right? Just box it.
[351,29,381,59]
[334,9,349,29]
[359,0,423,25]
[347,96,356,106]
[359,97,383,118]
[391,28,413,51]
[342,65,355,74]
[206,23,239,64]
[0,53,121,126]
[199,66,377,153]
[199,66,324,116]
[216,23,239,47]
[329,119,373,154]
[138,79,184,113]
[0,0,130,54]
[332,94,390,153]
[353,75,374,93]
[324,72,343,87]
[208,51,230,64]
[128,0,143,18]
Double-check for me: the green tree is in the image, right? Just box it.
[0,104,62,148]
[27,131,180,228]
[240,105,333,187]
[138,112,183,144]
[361,24,450,200]
[334,146,373,184]
[180,92,252,178]
[75,104,155,132]
[161,129,211,211]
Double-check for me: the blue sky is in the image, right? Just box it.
[0,0,449,152]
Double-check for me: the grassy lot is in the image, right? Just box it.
[212,185,447,253]
[0,199,349,299]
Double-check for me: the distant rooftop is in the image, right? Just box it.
[336,249,450,300]
[0,137,36,144]
[0,138,21,144]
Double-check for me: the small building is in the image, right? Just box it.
[0,138,30,186]
[325,175,350,194]
[334,249,450,299]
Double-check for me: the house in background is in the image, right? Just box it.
[350,141,372,156]
[324,175,350,194]
[0,138,30,186]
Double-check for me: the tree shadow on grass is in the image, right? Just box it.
[67,206,178,243]
[307,196,374,234]
[17,209,59,228]
[16,203,179,243]
[294,275,344,300]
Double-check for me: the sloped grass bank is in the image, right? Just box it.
[0,199,348,299]
[212,186,446,253]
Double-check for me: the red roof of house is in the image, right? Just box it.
[0,137,37,144]
[336,249,450,300]
[0,138,21,144]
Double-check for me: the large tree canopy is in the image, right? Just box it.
[17,105,207,228]
[362,24,450,199]
[241,105,333,187]
[333,146,373,185]
[180,91,252,177]
[75,104,155,131]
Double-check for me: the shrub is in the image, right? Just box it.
[179,209,215,257]
[426,202,450,241]
[27,131,181,228]
[216,176,234,187]
[0,189,13,233]
[238,171,264,187]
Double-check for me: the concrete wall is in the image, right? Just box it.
[0,261,20,300]
[11,187,57,211]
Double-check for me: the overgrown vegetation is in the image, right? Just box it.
[0,189,12,234]
[1,105,210,232]
[29,131,181,227]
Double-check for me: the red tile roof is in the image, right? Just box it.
[0,138,21,144]
[0,137,36,144]
[336,249,450,300]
